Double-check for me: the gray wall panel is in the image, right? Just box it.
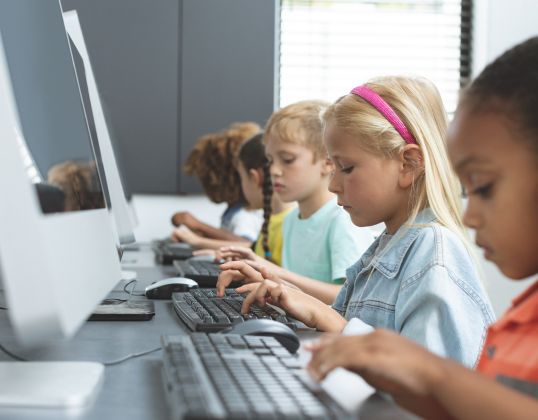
[179,0,279,192]
[62,0,180,194]
[61,0,278,194]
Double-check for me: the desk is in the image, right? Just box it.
[0,246,417,419]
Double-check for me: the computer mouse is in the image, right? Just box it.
[223,319,300,354]
[144,277,198,299]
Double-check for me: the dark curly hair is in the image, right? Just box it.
[460,36,538,155]
[238,132,272,259]
[184,122,260,204]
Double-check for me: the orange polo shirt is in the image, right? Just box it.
[476,280,538,398]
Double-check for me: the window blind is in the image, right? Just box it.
[279,0,472,113]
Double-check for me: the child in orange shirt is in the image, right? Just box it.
[307,37,538,419]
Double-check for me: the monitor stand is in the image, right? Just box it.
[0,361,104,408]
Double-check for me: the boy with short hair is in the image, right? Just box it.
[218,100,373,304]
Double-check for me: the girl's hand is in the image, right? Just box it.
[216,260,266,297]
[171,226,201,247]
[217,246,260,262]
[171,211,201,231]
[306,330,449,414]
[237,276,330,329]
[192,249,217,259]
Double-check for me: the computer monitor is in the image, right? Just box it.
[0,0,123,407]
[63,10,136,247]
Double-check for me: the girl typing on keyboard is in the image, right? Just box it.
[307,37,538,419]
[218,74,495,369]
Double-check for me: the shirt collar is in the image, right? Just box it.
[492,280,538,330]
[294,197,336,223]
[354,208,437,279]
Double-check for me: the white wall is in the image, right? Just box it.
[471,0,538,316]
[473,0,538,76]
[131,194,226,243]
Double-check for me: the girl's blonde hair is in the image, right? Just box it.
[323,76,471,251]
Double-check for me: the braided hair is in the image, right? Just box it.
[238,132,273,259]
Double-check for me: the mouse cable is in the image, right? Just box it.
[0,341,161,366]
[123,279,145,297]
[102,346,162,366]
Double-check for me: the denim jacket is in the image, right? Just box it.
[333,209,495,367]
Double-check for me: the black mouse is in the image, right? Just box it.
[144,277,198,299]
[223,319,300,353]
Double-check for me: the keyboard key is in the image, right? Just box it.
[172,289,300,333]
[244,336,266,348]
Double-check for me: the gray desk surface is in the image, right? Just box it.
[0,246,417,419]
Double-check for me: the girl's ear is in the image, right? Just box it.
[249,168,264,188]
[398,144,424,188]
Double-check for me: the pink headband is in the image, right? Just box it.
[350,85,417,145]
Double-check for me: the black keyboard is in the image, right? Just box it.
[161,333,347,419]
[153,241,193,265]
[172,288,300,332]
[174,259,221,286]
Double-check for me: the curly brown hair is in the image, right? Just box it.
[47,160,105,211]
[184,122,261,204]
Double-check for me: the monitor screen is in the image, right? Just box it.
[0,2,107,215]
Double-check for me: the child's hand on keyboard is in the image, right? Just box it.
[192,249,217,259]
[171,226,201,247]
[216,260,265,297]
[305,330,448,415]
[217,246,260,262]
[237,275,344,331]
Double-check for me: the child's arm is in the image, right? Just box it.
[217,259,342,304]
[307,330,538,420]
[218,262,347,332]
[272,270,343,304]
[238,281,347,332]
[217,246,268,264]
[171,211,252,242]
[172,227,251,249]
[194,222,252,242]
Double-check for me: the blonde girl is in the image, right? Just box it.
[230,76,495,367]
[308,37,538,420]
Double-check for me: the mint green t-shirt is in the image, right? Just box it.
[282,198,373,284]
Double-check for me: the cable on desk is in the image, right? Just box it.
[0,306,7,310]
[123,279,145,297]
[0,341,161,366]
[103,346,162,366]
[0,343,27,361]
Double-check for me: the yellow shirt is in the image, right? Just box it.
[254,208,293,266]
